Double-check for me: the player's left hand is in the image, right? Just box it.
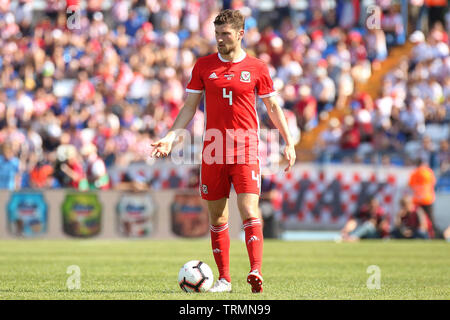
[284,144,296,172]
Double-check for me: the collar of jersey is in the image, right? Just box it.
[218,50,247,63]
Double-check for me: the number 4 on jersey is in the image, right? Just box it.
[252,170,260,188]
[223,88,232,106]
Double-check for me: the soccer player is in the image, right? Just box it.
[151,9,296,293]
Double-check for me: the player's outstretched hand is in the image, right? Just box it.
[151,133,176,158]
[284,144,296,172]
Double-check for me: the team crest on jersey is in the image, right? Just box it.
[240,71,251,83]
[201,184,208,194]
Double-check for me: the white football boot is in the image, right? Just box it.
[208,278,232,293]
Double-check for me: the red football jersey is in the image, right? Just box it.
[186,51,276,164]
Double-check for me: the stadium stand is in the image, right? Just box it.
[0,0,448,192]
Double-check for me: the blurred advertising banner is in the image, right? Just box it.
[0,189,241,240]
[111,163,416,231]
[170,190,209,238]
[269,164,413,230]
[7,192,48,237]
[108,163,197,190]
[1,164,448,239]
[116,193,157,238]
[62,192,102,237]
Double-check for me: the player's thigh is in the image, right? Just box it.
[200,163,231,201]
[237,193,261,221]
[205,197,229,225]
[229,162,261,197]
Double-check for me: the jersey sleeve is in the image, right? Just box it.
[186,60,204,93]
[256,63,276,98]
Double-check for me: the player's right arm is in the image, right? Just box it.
[151,92,202,158]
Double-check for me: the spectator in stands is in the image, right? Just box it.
[425,0,448,30]
[350,56,372,85]
[413,0,427,31]
[316,117,342,163]
[55,144,86,190]
[340,197,390,242]
[312,65,336,115]
[366,28,388,62]
[391,195,429,239]
[339,115,360,161]
[444,225,450,241]
[417,135,438,169]
[276,53,303,85]
[399,102,425,142]
[408,158,437,237]
[29,159,56,189]
[81,143,110,190]
[348,30,367,65]
[87,0,105,21]
[0,143,21,190]
[437,139,450,173]
[352,94,375,160]
[1,0,446,193]
[293,84,317,132]
[410,30,430,63]
[381,4,405,47]
[372,125,398,156]
[335,61,354,110]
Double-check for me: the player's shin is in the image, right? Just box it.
[243,217,264,273]
[210,223,231,282]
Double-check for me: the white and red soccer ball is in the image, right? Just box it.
[178,260,214,293]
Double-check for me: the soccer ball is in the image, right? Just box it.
[178,260,214,293]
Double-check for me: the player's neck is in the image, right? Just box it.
[219,46,245,63]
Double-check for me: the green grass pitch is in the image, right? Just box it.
[0,239,448,300]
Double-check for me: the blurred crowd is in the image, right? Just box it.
[316,22,449,174]
[315,1,450,180]
[0,0,448,191]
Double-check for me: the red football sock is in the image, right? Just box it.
[210,223,231,282]
[243,218,263,273]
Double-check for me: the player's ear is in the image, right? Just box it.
[238,29,244,40]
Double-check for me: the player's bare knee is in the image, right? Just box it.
[209,211,228,225]
[241,212,260,222]
[238,204,260,221]
[237,194,260,219]
[206,198,228,225]
[208,207,228,225]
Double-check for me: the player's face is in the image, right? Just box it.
[215,24,243,55]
